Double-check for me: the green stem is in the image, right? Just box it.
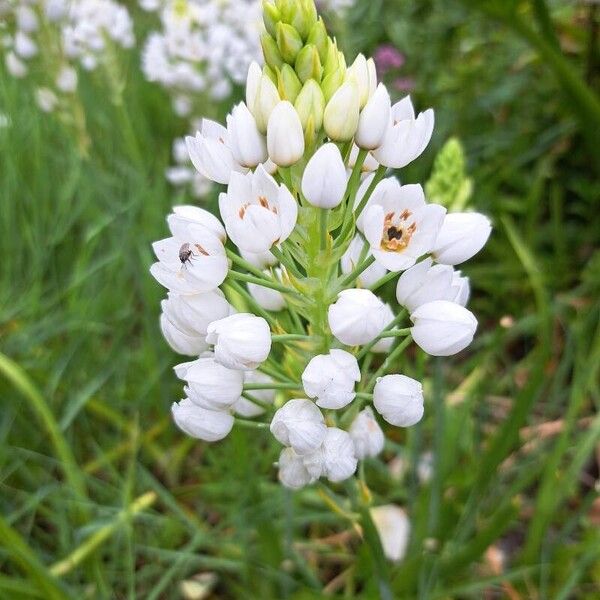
[223,281,277,328]
[244,382,303,391]
[227,270,296,295]
[226,248,272,280]
[235,418,270,430]
[352,165,387,224]
[335,255,376,293]
[377,328,411,339]
[357,310,408,361]
[337,150,369,240]
[367,335,413,392]
[241,392,273,412]
[271,333,315,343]
[320,208,328,251]
[270,245,304,279]
[369,270,398,292]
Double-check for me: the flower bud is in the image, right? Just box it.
[328,289,389,346]
[410,300,477,356]
[5,52,28,78]
[396,258,470,313]
[267,101,305,166]
[307,17,329,63]
[160,312,207,356]
[322,45,347,101]
[301,349,360,409]
[175,355,244,410]
[323,81,360,142]
[263,0,281,37]
[373,374,424,427]
[234,371,276,417]
[278,447,315,489]
[346,54,376,109]
[295,44,323,83]
[294,0,318,40]
[432,213,492,266]
[250,73,280,134]
[247,270,286,311]
[261,33,284,70]
[56,65,78,93]
[277,64,302,103]
[341,235,387,288]
[295,79,325,134]
[356,83,391,150]
[370,505,410,562]
[226,102,268,168]
[349,407,385,459]
[206,313,272,371]
[245,61,262,109]
[276,22,303,63]
[315,428,358,483]
[301,143,347,208]
[172,399,234,442]
[270,399,327,455]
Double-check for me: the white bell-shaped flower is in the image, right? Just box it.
[301,349,361,409]
[374,374,424,427]
[411,300,477,356]
[267,101,305,167]
[206,313,272,371]
[323,81,360,142]
[219,166,298,254]
[328,289,389,346]
[362,180,446,272]
[247,269,286,312]
[396,258,470,313]
[340,235,388,288]
[301,143,348,209]
[226,102,268,168]
[432,212,492,265]
[278,447,315,489]
[349,407,385,459]
[172,399,234,442]
[270,399,327,455]
[356,83,392,150]
[175,355,244,410]
[233,371,276,418]
[160,312,207,356]
[370,505,411,562]
[310,427,358,483]
[372,96,434,169]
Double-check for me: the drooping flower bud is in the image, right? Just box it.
[432,212,492,265]
[247,269,286,312]
[301,143,347,208]
[172,399,234,442]
[349,407,385,459]
[270,399,327,455]
[278,447,315,489]
[370,505,411,562]
[267,101,305,166]
[373,374,424,427]
[323,81,360,142]
[305,428,358,483]
[160,312,207,357]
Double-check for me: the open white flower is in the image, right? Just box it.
[270,399,327,455]
[374,374,424,427]
[362,180,446,271]
[328,289,389,346]
[168,205,226,242]
[432,212,492,265]
[172,399,234,442]
[226,102,268,168]
[410,300,477,356]
[304,428,358,483]
[278,447,315,489]
[233,371,276,418]
[206,313,272,371]
[340,235,388,288]
[373,96,435,169]
[396,258,470,313]
[370,505,411,562]
[219,166,298,254]
[301,349,360,409]
[349,407,385,459]
[301,143,348,209]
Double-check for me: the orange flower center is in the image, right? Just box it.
[381,210,416,253]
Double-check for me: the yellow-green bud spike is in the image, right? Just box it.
[276,22,303,64]
[262,1,281,38]
[295,44,323,84]
[275,0,294,23]
[290,0,318,40]
[261,33,284,70]
[295,78,325,133]
[263,64,278,85]
[321,66,346,102]
[278,64,303,103]
[307,18,329,64]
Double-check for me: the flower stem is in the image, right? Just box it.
[271,333,315,343]
[335,255,376,293]
[320,208,328,251]
[369,270,399,292]
[270,245,304,279]
[367,335,413,392]
[223,281,276,328]
[244,382,303,391]
[357,310,407,361]
[235,419,270,430]
[228,270,297,295]
[226,248,272,279]
[377,328,411,338]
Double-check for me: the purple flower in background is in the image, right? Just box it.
[374,44,405,75]
[394,77,416,92]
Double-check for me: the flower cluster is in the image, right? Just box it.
[151,0,491,490]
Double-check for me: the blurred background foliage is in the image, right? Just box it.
[1,0,599,598]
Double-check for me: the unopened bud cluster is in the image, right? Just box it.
[151,0,491,490]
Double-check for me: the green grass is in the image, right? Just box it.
[1,1,600,597]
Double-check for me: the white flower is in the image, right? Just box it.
[206,313,272,371]
[340,235,388,288]
[160,311,207,356]
[35,88,58,113]
[186,119,247,185]
[16,6,39,33]
[233,371,275,418]
[219,166,298,254]
[168,205,226,242]
[301,349,360,409]
[373,96,434,169]
[45,0,68,21]
[370,505,410,562]
[410,300,477,356]
[56,65,78,93]
[278,447,315,489]
[301,143,348,209]
[349,407,385,459]
[247,270,286,311]
[432,212,492,265]
[356,83,391,150]
[305,428,358,483]
[227,102,267,168]
[15,31,38,59]
[328,289,389,346]
[175,355,244,410]
[270,399,327,455]
[267,101,305,166]
[150,210,228,294]
[172,399,234,442]
[396,258,470,313]
[373,374,424,427]
[346,54,377,109]
[240,248,278,270]
[362,180,446,271]
[5,52,28,78]
[323,81,360,142]
[348,145,380,173]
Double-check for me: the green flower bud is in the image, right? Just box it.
[321,69,346,102]
[278,64,303,103]
[295,78,325,134]
[290,0,318,40]
[262,1,281,38]
[307,18,329,63]
[323,42,345,79]
[295,44,323,84]
[275,0,295,22]
[252,73,281,134]
[324,81,360,142]
[261,33,284,70]
[263,64,277,85]
[276,22,303,64]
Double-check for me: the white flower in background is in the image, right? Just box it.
[396,258,470,313]
[301,349,360,409]
[247,270,286,312]
[278,447,315,489]
[324,81,360,142]
[175,355,244,410]
[35,87,58,113]
[160,310,208,356]
[374,374,425,427]
[373,96,435,169]
[362,181,446,271]
[55,65,78,93]
[432,212,492,265]
[410,300,478,356]
[233,371,275,417]
[349,407,385,459]
[5,52,28,78]
[341,236,388,288]
[150,210,228,294]
[356,83,392,150]
[14,31,38,59]
[270,399,327,455]
[219,166,297,254]
[45,0,69,21]
[166,137,212,198]
[301,143,348,209]
[227,102,268,168]
[304,428,358,483]
[267,101,305,167]
[328,289,389,346]
[370,505,411,562]
[172,399,234,442]
[206,313,271,371]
